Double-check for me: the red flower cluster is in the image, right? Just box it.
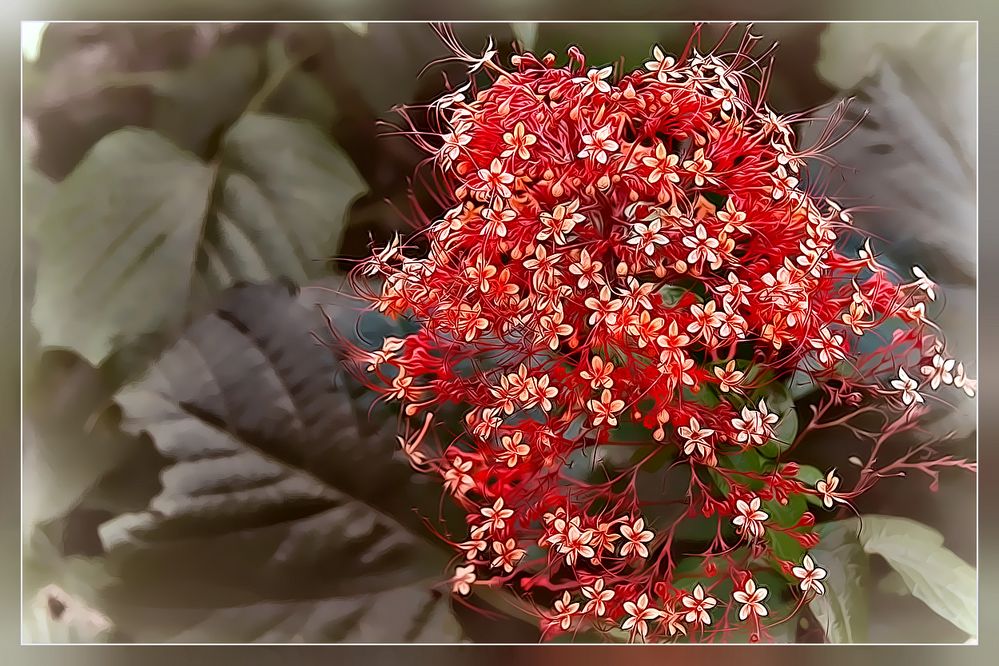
[346,31,975,642]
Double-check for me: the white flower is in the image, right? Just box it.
[681,584,717,625]
[550,591,579,632]
[953,362,977,398]
[733,578,769,620]
[678,416,715,460]
[815,469,847,509]
[451,565,476,596]
[732,496,769,539]
[578,124,619,164]
[920,353,955,390]
[619,517,654,559]
[480,497,514,532]
[581,578,615,617]
[792,554,828,595]
[573,66,613,96]
[890,368,924,406]
[622,593,662,638]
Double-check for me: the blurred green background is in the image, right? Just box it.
[8,15,980,650]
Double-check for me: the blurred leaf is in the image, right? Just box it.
[877,570,910,597]
[787,363,818,401]
[25,23,244,179]
[325,23,516,115]
[22,21,48,62]
[795,464,824,487]
[22,417,131,540]
[24,584,115,644]
[810,24,977,441]
[809,520,869,643]
[853,515,976,638]
[343,22,368,37]
[89,280,460,642]
[259,39,338,128]
[32,114,365,367]
[795,465,826,508]
[511,23,538,52]
[22,521,121,643]
[811,25,975,286]
[149,44,262,156]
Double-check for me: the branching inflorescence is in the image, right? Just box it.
[344,27,976,643]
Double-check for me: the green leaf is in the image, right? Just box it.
[86,280,461,642]
[795,464,824,487]
[258,39,338,127]
[764,493,808,530]
[808,520,869,643]
[766,530,805,565]
[150,45,262,156]
[853,515,976,638]
[787,365,818,401]
[32,114,366,366]
[795,465,826,507]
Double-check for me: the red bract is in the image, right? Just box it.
[345,29,976,643]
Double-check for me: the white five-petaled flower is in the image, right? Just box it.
[792,554,828,595]
[480,497,514,532]
[678,416,715,460]
[682,148,715,187]
[682,223,721,268]
[890,368,924,406]
[580,354,615,390]
[628,218,670,256]
[555,521,595,566]
[500,122,537,160]
[550,591,580,632]
[920,353,956,390]
[498,431,530,467]
[731,399,778,447]
[681,584,717,625]
[490,538,526,573]
[644,44,681,82]
[815,469,847,509]
[578,124,620,164]
[476,158,515,199]
[457,536,486,560]
[440,124,472,163]
[587,388,625,428]
[622,593,662,638]
[581,578,615,617]
[810,326,846,367]
[619,517,654,558]
[444,456,475,495]
[573,66,614,96]
[732,496,769,539]
[642,143,681,186]
[451,565,476,596]
[733,578,769,620]
[584,285,623,327]
[568,248,604,289]
[713,359,745,393]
